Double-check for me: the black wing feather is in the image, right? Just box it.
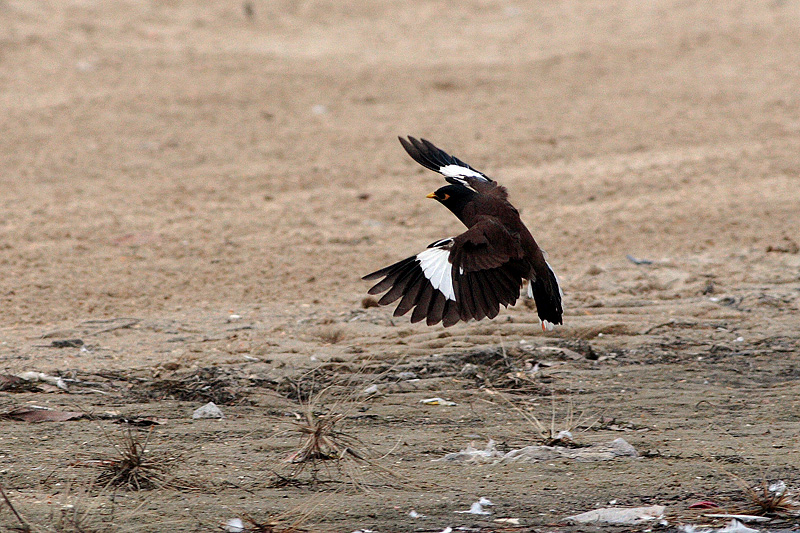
[399,136,487,179]
[426,291,447,326]
[411,283,435,323]
[377,261,420,305]
[442,300,461,327]
[475,270,499,319]
[456,273,474,321]
[393,269,425,316]
[466,273,487,321]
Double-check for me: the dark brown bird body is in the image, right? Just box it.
[363,137,563,329]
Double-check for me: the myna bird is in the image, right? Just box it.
[363,136,563,330]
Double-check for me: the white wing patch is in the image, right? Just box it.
[439,164,488,181]
[417,247,456,301]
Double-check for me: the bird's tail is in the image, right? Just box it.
[527,261,563,330]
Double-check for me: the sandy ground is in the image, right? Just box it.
[1,0,800,531]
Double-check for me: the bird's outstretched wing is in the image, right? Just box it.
[399,136,496,190]
[362,220,527,327]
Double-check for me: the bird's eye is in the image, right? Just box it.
[442,193,450,201]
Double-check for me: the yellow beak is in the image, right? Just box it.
[426,192,437,199]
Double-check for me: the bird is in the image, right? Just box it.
[362,136,563,330]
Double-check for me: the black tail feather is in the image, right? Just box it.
[530,264,563,325]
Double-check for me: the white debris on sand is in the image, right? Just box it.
[455,497,493,515]
[679,519,761,533]
[192,402,224,419]
[18,371,69,390]
[419,397,457,406]
[435,438,638,463]
[566,505,666,525]
[702,514,772,523]
[224,518,244,532]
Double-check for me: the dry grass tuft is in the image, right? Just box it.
[268,362,410,491]
[360,296,379,309]
[731,476,800,516]
[94,428,180,491]
[136,366,249,405]
[276,396,370,488]
[275,367,336,402]
[310,325,348,345]
[488,387,599,447]
[290,410,365,466]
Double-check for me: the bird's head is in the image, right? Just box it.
[426,184,477,220]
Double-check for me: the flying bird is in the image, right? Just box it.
[362,137,563,330]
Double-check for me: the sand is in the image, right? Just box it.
[1,1,799,531]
